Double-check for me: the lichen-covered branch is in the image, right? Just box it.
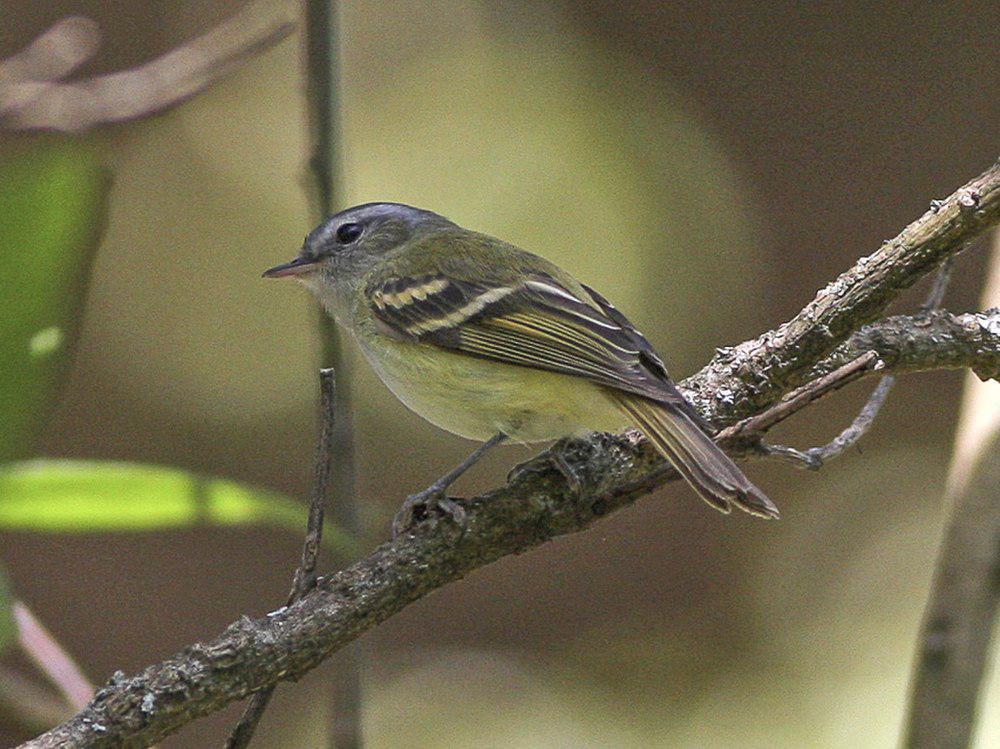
[683,159,1000,422]
[21,162,1000,748]
[812,309,1000,382]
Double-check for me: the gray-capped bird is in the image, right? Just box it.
[264,203,778,536]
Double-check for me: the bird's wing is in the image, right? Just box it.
[366,272,688,406]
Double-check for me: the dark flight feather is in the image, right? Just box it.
[366,271,778,518]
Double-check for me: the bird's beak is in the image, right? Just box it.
[262,256,320,278]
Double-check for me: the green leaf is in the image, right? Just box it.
[0,144,110,462]
[0,460,357,556]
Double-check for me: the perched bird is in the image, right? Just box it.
[265,203,778,536]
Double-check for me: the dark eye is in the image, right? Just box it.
[336,222,363,244]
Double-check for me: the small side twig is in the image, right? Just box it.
[718,351,883,443]
[225,368,338,749]
[761,258,956,467]
[801,375,896,465]
[14,602,93,712]
[921,257,955,312]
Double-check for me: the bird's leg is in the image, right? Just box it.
[392,433,507,538]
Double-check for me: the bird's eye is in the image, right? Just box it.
[336,222,363,244]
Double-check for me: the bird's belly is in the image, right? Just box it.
[360,338,628,443]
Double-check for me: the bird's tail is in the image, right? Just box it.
[613,393,779,519]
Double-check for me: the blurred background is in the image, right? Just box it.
[1,1,998,746]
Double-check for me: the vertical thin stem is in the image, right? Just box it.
[225,369,340,749]
[226,4,361,746]
[304,2,363,747]
[902,438,1000,748]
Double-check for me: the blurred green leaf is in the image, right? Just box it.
[0,460,357,556]
[0,144,110,462]
[0,569,14,654]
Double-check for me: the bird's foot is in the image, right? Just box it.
[506,441,583,494]
[391,486,467,540]
[548,448,583,493]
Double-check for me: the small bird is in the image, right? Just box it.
[265,203,778,536]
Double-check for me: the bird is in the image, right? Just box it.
[264,203,778,536]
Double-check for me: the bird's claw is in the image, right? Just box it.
[549,449,583,493]
[391,488,468,539]
[506,444,583,494]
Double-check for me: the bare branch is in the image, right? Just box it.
[809,309,1000,384]
[300,0,365,746]
[225,369,338,749]
[921,256,956,312]
[0,17,99,88]
[719,350,883,443]
[806,375,895,463]
[682,160,1000,423]
[0,1,296,132]
[15,602,93,712]
[19,161,1000,749]
[763,256,958,468]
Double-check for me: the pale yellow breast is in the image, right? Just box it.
[359,334,629,444]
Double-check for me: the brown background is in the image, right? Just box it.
[1,1,998,746]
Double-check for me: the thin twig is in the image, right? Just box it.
[718,351,883,443]
[19,160,1000,749]
[921,256,956,312]
[303,1,365,747]
[228,1,361,744]
[225,369,338,749]
[763,257,957,467]
[802,375,896,464]
[807,258,955,462]
[14,602,93,711]
[0,0,296,132]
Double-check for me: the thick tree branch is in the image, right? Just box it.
[682,160,1000,422]
[21,161,1000,748]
